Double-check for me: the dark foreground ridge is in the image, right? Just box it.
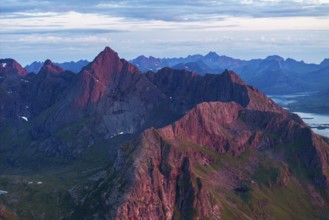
[0,47,328,219]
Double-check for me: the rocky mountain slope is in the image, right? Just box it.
[71,102,329,220]
[0,47,329,219]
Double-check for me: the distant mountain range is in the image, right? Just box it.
[130,52,329,94]
[1,47,329,219]
[25,60,89,73]
[24,52,329,95]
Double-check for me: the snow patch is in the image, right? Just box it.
[110,131,126,138]
[37,181,43,185]
[21,116,28,121]
[0,190,8,195]
[1,63,6,68]
[6,90,12,94]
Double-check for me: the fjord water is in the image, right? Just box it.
[269,93,329,138]
[293,112,329,137]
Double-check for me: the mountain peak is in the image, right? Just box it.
[101,46,118,58]
[205,51,220,60]
[75,46,141,106]
[38,59,63,75]
[90,46,121,71]
[285,58,297,63]
[265,55,284,62]
[0,58,28,76]
[222,69,245,84]
[320,58,329,67]
[44,59,52,65]
[160,102,244,153]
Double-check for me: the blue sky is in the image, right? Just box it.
[0,0,329,65]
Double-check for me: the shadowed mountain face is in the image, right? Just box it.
[0,47,329,219]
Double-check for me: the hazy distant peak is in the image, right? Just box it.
[265,55,284,62]
[285,58,297,63]
[25,60,89,74]
[320,58,329,67]
[44,59,53,65]
[205,51,220,60]
[134,55,158,60]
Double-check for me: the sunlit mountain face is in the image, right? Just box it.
[1,0,329,219]
[0,47,328,219]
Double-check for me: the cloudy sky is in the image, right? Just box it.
[0,0,329,65]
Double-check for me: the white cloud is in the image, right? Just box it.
[16,35,111,44]
[1,10,329,35]
[0,11,127,33]
[95,3,128,8]
[0,0,328,65]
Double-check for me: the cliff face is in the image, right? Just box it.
[73,102,329,219]
[69,47,166,138]
[75,47,140,106]
[113,129,220,220]
[72,126,220,219]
